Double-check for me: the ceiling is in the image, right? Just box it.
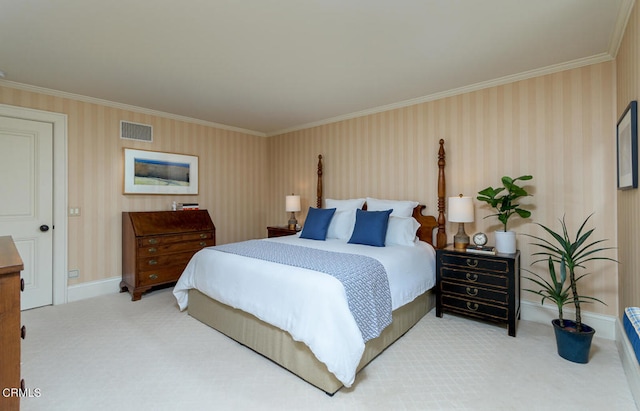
[0,0,633,136]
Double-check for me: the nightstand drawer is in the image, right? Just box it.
[438,253,510,273]
[441,295,508,321]
[440,267,508,289]
[440,281,508,304]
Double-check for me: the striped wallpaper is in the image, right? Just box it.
[267,62,618,318]
[616,1,640,316]
[0,86,267,285]
[0,57,622,319]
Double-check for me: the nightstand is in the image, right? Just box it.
[267,226,300,238]
[436,245,520,337]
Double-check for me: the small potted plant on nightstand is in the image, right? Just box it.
[524,214,617,363]
[476,175,533,253]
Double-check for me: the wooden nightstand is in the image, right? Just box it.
[436,245,520,337]
[267,226,300,238]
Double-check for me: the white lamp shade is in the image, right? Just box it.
[285,195,301,212]
[448,196,474,223]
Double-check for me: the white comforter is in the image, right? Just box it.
[173,235,436,387]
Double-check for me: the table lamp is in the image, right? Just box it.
[286,194,301,230]
[448,194,474,249]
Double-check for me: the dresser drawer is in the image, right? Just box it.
[136,250,197,271]
[438,253,510,273]
[440,267,509,289]
[138,238,213,257]
[139,231,213,247]
[441,295,508,321]
[440,280,508,305]
[137,266,185,287]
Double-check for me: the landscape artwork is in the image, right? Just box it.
[124,149,199,195]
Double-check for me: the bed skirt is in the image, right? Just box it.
[188,288,434,395]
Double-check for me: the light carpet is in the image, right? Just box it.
[19,288,637,411]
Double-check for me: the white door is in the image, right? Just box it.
[0,116,54,310]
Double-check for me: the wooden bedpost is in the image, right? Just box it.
[317,155,323,209]
[436,139,447,249]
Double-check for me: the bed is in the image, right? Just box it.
[173,139,447,395]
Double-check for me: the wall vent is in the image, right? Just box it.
[120,121,153,142]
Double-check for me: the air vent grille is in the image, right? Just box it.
[120,121,153,142]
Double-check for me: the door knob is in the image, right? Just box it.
[39,225,50,232]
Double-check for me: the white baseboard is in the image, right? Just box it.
[67,276,121,303]
[520,300,616,340]
[616,319,640,409]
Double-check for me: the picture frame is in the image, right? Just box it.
[124,148,199,195]
[617,100,638,190]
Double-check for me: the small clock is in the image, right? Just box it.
[472,232,488,247]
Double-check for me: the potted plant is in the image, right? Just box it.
[476,175,533,253]
[524,214,617,363]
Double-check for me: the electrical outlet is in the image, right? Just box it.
[68,207,81,217]
[68,269,79,279]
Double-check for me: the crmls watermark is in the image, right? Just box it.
[2,387,42,398]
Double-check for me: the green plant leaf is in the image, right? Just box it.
[476,175,532,232]
[524,213,617,330]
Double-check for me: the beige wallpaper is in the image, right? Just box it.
[267,62,619,317]
[0,85,268,285]
[616,1,640,315]
[0,58,621,319]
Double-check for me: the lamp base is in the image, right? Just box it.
[288,213,297,231]
[453,222,469,249]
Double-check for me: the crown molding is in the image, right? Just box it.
[0,49,617,140]
[266,52,615,137]
[0,79,267,137]
[609,0,636,57]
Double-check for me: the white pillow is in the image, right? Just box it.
[325,198,365,211]
[385,216,420,246]
[326,209,357,240]
[366,197,419,218]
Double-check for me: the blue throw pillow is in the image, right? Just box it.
[300,207,336,240]
[348,209,393,247]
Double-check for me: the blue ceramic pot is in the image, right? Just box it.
[552,319,595,364]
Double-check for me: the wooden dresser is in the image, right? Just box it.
[121,210,215,301]
[436,246,520,337]
[0,236,25,411]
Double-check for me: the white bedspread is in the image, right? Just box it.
[173,235,435,387]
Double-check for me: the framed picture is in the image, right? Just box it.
[617,100,638,190]
[124,149,198,195]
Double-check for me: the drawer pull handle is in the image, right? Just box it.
[149,238,158,245]
[199,241,206,246]
[148,259,158,265]
[21,325,26,339]
[466,302,479,311]
[21,278,25,292]
[200,233,207,238]
[148,247,157,253]
[466,258,478,268]
[465,273,478,282]
[149,274,158,280]
[466,287,478,296]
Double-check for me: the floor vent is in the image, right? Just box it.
[120,121,153,142]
